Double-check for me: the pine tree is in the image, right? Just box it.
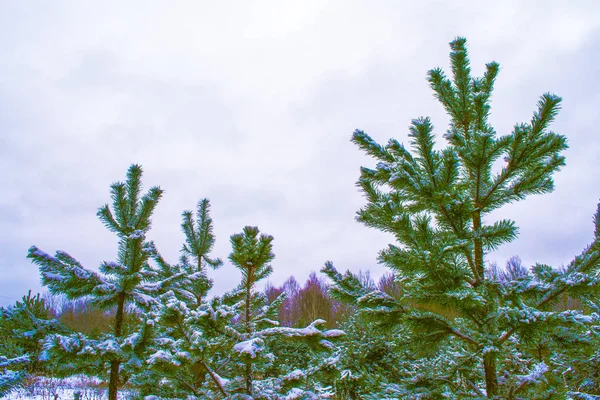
[0,292,65,397]
[0,291,65,374]
[136,199,229,398]
[228,226,276,397]
[139,225,343,399]
[323,37,600,397]
[27,164,186,400]
[225,227,344,399]
[0,355,29,397]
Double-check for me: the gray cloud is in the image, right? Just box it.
[1,1,599,305]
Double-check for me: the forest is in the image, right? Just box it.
[2,38,600,399]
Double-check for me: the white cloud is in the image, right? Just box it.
[1,0,599,304]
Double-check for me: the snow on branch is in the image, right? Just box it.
[233,338,265,359]
[257,319,344,340]
[27,246,107,298]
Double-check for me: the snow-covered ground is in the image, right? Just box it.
[1,376,109,400]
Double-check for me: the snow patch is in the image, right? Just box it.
[233,338,264,358]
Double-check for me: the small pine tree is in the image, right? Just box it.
[27,164,185,400]
[228,226,277,396]
[136,199,228,398]
[0,291,65,374]
[227,226,344,399]
[138,225,342,399]
[0,292,65,397]
[323,37,600,397]
[0,355,29,397]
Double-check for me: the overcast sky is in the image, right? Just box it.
[1,1,599,306]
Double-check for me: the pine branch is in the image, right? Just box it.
[134,186,164,231]
[351,130,394,163]
[498,206,600,346]
[201,360,229,398]
[27,247,106,299]
[125,164,143,219]
[111,182,128,228]
[97,205,121,234]
[449,37,472,132]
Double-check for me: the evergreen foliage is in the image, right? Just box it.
[23,165,344,399]
[12,37,600,399]
[0,355,29,397]
[0,291,64,374]
[136,223,344,399]
[323,37,600,398]
[27,164,187,400]
[228,225,278,396]
[223,226,343,398]
[0,292,65,397]
[134,198,229,398]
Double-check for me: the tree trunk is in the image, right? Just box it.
[483,352,498,398]
[472,210,484,282]
[245,362,252,397]
[201,360,229,398]
[108,292,126,400]
[474,210,498,397]
[244,279,253,396]
[108,361,120,400]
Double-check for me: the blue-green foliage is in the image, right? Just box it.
[323,37,600,398]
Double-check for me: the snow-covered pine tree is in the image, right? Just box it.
[323,37,600,398]
[229,226,276,397]
[27,164,187,400]
[135,199,229,398]
[148,198,223,311]
[138,223,342,399]
[305,273,408,399]
[0,291,65,374]
[225,226,344,399]
[0,292,65,397]
[0,355,29,397]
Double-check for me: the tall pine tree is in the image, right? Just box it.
[324,37,600,398]
[27,164,185,400]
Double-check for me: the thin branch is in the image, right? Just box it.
[202,360,229,398]
[174,372,199,397]
[450,328,478,346]
[466,379,484,397]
